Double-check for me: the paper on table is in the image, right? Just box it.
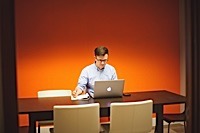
[71,93,90,100]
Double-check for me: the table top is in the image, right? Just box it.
[18,90,186,114]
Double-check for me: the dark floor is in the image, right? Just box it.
[19,123,185,133]
[101,124,185,133]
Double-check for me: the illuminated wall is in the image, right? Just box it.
[15,0,180,126]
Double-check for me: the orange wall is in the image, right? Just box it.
[15,0,180,126]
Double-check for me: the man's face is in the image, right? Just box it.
[95,54,108,70]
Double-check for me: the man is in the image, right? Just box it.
[72,46,118,98]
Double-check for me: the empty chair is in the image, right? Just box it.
[53,103,100,133]
[109,100,153,133]
[37,89,72,98]
[163,104,186,133]
[37,89,72,133]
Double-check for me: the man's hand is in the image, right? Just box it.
[72,87,83,98]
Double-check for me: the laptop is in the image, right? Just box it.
[89,79,125,98]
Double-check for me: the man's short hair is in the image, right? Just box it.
[94,46,109,56]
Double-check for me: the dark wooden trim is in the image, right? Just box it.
[0,0,19,133]
[186,0,200,132]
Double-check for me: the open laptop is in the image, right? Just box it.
[89,79,125,98]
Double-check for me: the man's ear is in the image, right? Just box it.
[94,56,97,61]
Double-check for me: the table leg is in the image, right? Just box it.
[154,105,164,133]
[29,113,36,133]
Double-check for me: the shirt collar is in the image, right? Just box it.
[94,62,105,71]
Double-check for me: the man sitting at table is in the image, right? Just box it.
[72,45,118,98]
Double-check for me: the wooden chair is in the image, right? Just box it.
[108,100,153,133]
[163,104,186,133]
[37,89,72,133]
[53,103,100,133]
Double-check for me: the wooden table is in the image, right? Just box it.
[18,90,186,133]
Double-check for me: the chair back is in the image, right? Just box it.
[37,90,71,98]
[110,100,153,133]
[54,103,100,133]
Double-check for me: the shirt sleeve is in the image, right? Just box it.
[112,67,118,80]
[76,67,88,91]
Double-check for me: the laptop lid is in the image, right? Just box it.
[90,79,125,98]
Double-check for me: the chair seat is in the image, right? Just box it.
[163,113,185,123]
[38,120,53,126]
